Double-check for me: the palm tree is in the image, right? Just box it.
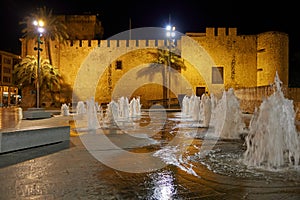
[13,55,62,107]
[157,48,186,72]
[159,49,186,108]
[137,48,186,108]
[19,6,69,65]
[39,58,62,104]
[13,55,37,88]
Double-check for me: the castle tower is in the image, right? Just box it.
[257,31,289,86]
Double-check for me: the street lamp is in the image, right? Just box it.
[166,24,175,109]
[33,20,44,108]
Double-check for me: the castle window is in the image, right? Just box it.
[212,66,224,84]
[116,60,122,70]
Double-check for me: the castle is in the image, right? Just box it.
[18,15,289,109]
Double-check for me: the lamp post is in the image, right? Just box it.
[33,20,44,108]
[166,24,175,109]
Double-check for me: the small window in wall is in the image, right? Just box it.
[116,60,122,70]
[212,66,224,84]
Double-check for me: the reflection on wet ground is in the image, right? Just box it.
[0,107,300,199]
[0,107,21,129]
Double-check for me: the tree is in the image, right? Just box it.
[137,48,186,108]
[158,49,186,107]
[13,55,62,107]
[156,48,186,72]
[19,6,69,65]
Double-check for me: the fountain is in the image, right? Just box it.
[190,95,201,121]
[243,72,300,169]
[129,97,142,117]
[72,98,102,131]
[61,103,70,116]
[209,88,246,139]
[179,94,211,127]
[86,97,100,130]
[181,95,190,117]
[101,96,143,128]
[200,93,211,127]
[76,101,86,115]
[104,100,119,125]
[118,96,130,119]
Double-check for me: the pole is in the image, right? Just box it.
[168,14,171,109]
[129,18,131,40]
[168,42,171,109]
[37,34,41,108]
[33,19,44,109]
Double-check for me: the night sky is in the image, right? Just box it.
[0,0,299,85]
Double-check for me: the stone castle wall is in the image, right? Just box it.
[21,27,289,108]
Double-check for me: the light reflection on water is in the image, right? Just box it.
[147,170,176,200]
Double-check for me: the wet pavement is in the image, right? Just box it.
[0,107,300,200]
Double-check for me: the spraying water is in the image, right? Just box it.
[61,103,70,116]
[200,93,212,127]
[86,97,100,130]
[76,101,86,115]
[243,72,300,170]
[210,88,246,139]
[180,94,211,127]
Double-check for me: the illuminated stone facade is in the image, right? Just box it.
[21,27,288,108]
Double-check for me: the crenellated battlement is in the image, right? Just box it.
[68,39,181,49]
[186,27,237,37]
